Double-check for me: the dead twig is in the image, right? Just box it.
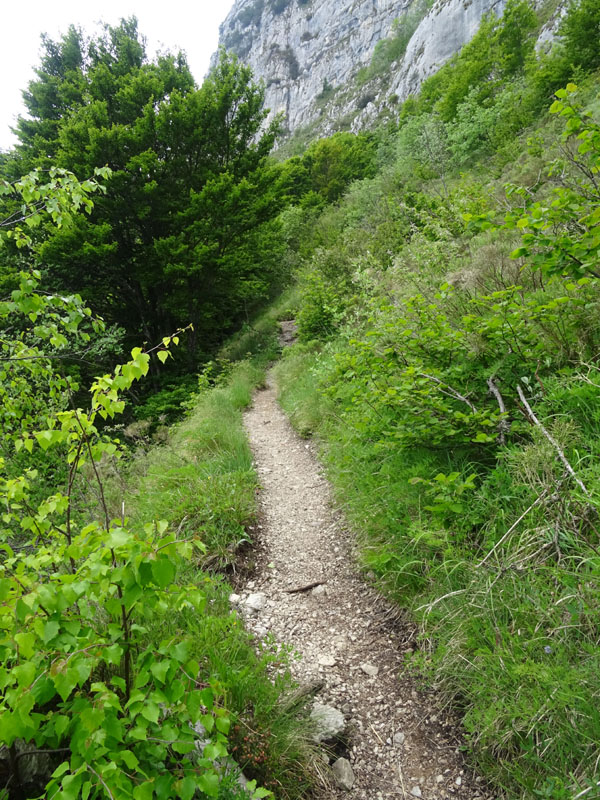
[285,580,326,594]
[419,372,477,412]
[517,384,589,496]
[477,490,549,567]
[487,378,510,445]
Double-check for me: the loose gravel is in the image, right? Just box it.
[240,363,492,800]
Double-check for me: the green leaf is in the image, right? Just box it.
[178,777,197,800]
[43,620,60,643]
[51,761,70,779]
[200,687,214,709]
[198,772,220,798]
[215,715,230,734]
[14,661,36,688]
[120,750,139,770]
[150,660,170,684]
[133,782,154,800]
[151,558,176,589]
[141,702,160,724]
[15,632,36,658]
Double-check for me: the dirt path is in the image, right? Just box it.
[240,371,490,800]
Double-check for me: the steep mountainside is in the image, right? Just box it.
[216,0,520,137]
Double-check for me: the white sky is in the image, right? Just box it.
[0,0,235,151]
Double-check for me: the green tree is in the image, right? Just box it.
[301,132,377,203]
[559,0,600,72]
[8,22,284,366]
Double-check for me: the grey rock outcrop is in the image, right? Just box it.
[215,0,514,138]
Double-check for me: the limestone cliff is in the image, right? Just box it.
[215,0,550,139]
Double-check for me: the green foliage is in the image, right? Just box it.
[0,170,283,800]
[559,0,600,73]
[0,166,319,800]
[5,23,284,368]
[301,132,377,203]
[467,85,600,280]
[275,81,600,799]
[0,302,226,798]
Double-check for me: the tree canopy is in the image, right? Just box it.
[4,20,286,366]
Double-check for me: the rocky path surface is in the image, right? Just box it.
[239,362,490,799]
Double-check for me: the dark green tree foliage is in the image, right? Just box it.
[14,26,87,160]
[559,0,600,72]
[9,21,283,364]
[300,132,377,203]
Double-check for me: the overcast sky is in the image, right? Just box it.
[0,0,235,151]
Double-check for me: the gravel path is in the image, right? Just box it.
[240,360,491,800]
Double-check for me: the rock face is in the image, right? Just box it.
[215,0,511,137]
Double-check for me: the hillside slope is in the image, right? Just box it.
[216,0,561,137]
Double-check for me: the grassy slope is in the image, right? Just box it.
[94,298,315,800]
[272,70,600,800]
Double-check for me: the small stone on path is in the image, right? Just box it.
[332,757,355,790]
[411,786,422,798]
[360,662,379,677]
[245,592,267,613]
[310,703,345,742]
[318,654,337,667]
[393,731,406,747]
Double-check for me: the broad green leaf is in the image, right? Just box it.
[141,702,160,724]
[133,782,154,800]
[151,558,176,589]
[15,631,36,658]
[150,660,170,683]
[198,772,220,798]
[120,750,139,770]
[178,777,197,800]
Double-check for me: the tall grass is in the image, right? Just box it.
[275,336,600,799]
[85,305,317,799]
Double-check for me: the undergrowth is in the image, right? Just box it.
[86,305,316,800]
[272,66,600,800]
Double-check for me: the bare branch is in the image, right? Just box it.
[477,490,550,567]
[517,384,589,496]
[419,372,477,412]
[285,580,326,594]
[487,378,509,445]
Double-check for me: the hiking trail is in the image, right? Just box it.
[238,339,490,799]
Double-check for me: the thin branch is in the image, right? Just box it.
[14,748,71,762]
[87,765,115,800]
[419,372,477,412]
[572,781,600,800]
[285,580,326,594]
[487,378,509,445]
[517,384,589,496]
[416,588,468,613]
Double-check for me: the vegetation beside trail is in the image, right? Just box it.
[96,323,316,800]
[2,0,600,798]
[272,2,600,796]
[0,165,310,799]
